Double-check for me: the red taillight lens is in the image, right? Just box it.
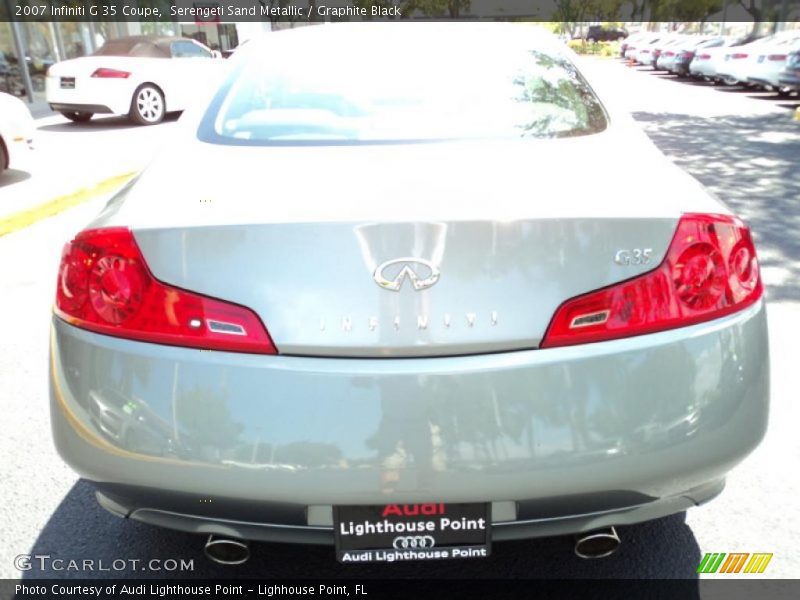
[91,68,131,79]
[664,51,674,57]
[730,53,749,59]
[696,53,711,60]
[767,54,788,61]
[55,228,277,354]
[541,214,763,348]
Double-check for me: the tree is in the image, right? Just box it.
[553,0,627,38]
[665,0,724,23]
[737,0,784,37]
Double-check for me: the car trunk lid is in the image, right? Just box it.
[99,133,725,357]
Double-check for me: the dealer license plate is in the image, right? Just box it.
[334,502,490,563]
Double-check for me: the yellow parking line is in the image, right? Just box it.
[0,171,137,237]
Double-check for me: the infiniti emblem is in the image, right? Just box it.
[373,258,440,292]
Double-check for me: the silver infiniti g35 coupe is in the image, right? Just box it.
[50,24,769,564]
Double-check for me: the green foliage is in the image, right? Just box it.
[554,0,627,22]
[567,39,621,57]
[656,0,723,21]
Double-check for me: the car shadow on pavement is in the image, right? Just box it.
[38,113,181,133]
[633,110,800,303]
[0,169,32,188]
[21,479,702,584]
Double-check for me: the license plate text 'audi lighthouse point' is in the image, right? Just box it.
[334,503,490,562]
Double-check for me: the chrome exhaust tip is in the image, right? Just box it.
[204,535,250,565]
[574,527,620,559]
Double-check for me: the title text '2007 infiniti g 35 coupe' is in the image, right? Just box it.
[50,25,769,565]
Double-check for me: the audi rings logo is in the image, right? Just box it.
[392,535,436,550]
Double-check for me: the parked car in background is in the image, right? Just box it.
[620,31,647,57]
[46,35,223,125]
[653,36,692,70]
[778,48,800,91]
[635,35,679,66]
[50,24,769,566]
[745,36,800,94]
[585,25,628,42]
[0,91,34,175]
[665,37,724,76]
[625,34,661,60]
[715,33,795,86]
[688,37,749,81]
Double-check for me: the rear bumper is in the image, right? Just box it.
[778,73,800,89]
[671,59,691,74]
[45,75,132,116]
[689,62,715,77]
[49,103,113,115]
[94,478,726,544]
[50,301,770,542]
[747,76,782,89]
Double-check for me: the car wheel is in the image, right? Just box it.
[721,75,738,86]
[130,84,165,125]
[61,111,93,123]
[777,87,793,97]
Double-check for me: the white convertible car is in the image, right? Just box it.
[0,91,34,175]
[46,35,223,125]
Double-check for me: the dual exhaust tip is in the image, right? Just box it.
[574,526,621,559]
[204,527,620,564]
[204,535,250,565]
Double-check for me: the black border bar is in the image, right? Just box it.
[4,579,800,600]
[1,0,799,23]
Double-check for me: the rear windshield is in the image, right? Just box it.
[93,39,167,58]
[199,40,607,145]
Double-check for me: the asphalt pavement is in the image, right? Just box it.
[0,58,798,582]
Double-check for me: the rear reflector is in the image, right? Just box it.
[91,68,130,79]
[730,53,749,59]
[541,214,762,348]
[696,53,711,60]
[55,228,277,354]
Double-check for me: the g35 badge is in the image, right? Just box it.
[615,248,653,266]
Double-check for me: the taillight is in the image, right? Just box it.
[541,214,762,348]
[54,228,277,354]
[767,54,788,61]
[696,53,711,60]
[91,68,131,79]
[730,53,749,59]
[664,51,674,57]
